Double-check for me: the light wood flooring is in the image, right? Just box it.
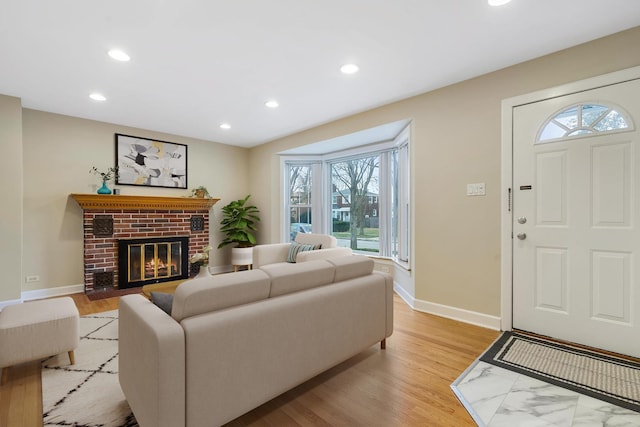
[0,292,499,426]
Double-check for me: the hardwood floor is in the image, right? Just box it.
[0,293,499,426]
[0,293,119,427]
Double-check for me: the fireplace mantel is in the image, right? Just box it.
[70,194,219,211]
[73,193,216,294]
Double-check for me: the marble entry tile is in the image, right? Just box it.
[453,362,519,424]
[489,375,578,427]
[452,360,640,427]
[572,395,640,427]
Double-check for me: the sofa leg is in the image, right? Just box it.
[381,339,386,350]
[68,350,75,365]
[0,367,8,385]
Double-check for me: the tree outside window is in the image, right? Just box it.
[331,155,380,253]
[288,164,313,240]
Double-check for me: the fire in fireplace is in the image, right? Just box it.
[118,236,189,289]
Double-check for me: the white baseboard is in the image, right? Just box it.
[0,298,22,310]
[1,285,84,309]
[21,284,84,302]
[393,284,501,331]
[7,270,242,305]
[9,279,501,332]
[393,283,416,308]
[413,299,501,331]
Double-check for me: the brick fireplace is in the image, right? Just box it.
[71,194,219,294]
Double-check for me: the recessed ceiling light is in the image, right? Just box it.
[340,64,359,75]
[220,123,231,130]
[108,49,130,61]
[488,0,511,6]
[89,93,106,101]
[265,100,279,108]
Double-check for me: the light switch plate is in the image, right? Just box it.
[466,183,486,196]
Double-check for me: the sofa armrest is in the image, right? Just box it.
[252,243,290,268]
[296,247,352,263]
[373,271,395,339]
[118,294,186,427]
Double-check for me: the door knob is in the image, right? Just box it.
[517,233,527,240]
[517,216,527,224]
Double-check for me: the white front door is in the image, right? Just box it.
[512,78,640,358]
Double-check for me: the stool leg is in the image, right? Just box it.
[68,351,75,365]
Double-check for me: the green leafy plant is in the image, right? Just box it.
[218,195,260,248]
[90,166,119,182]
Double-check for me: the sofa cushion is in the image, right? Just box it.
[287,242,321,263]
[296,247,353,263]
[295,233,337,248]
[260,260,336,298]
[150,292,174,315]
[326,255,374,282]
[171,269,271,322]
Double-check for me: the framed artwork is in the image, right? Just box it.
[115,133,188,189]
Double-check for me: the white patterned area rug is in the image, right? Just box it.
[42,310,138,427]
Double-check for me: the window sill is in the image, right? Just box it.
[365,254,411,272]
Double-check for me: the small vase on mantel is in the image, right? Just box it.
[97,179,111,194]
[90,166,118,195]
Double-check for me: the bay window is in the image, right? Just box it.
[282,125,410,265]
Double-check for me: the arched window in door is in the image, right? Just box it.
[537,102,633,143]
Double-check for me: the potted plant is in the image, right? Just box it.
[218,195,260,267]
[191,186,210,198]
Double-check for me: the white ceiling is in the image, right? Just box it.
[1,1,639,148]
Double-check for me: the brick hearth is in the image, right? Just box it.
[71,194,219,293]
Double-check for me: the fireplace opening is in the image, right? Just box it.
[118,236,189,289]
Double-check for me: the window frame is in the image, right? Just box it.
[536,101,634,144]
[281,125,410,264]
[328,150,383,256]
[281,161,322,242]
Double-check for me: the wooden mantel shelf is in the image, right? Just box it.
[70,194,219,211]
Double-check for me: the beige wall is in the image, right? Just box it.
[3,26,639,312]
[0,95,23,302]
[21,110,249,292]
[248,26,640,317]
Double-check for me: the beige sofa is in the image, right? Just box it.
[252,233,352,268]
[119,255,393,427]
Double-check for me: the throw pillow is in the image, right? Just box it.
[150,291,174,315]
[287,242,322,263]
